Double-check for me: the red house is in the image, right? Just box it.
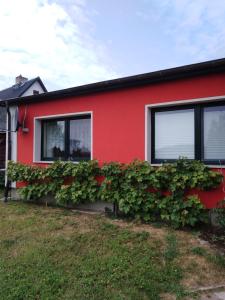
[2,58,225,208]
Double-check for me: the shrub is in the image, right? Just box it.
[7,159,223,228]
[157,195,208,228]
[118,160,160,221]
[55,160,100,206]
[100,159,221,227]
[115,160,212,227]
[7,160,100,205]
[99,162,126,207]
[213,199,225,228]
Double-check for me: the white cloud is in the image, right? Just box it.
[136,0,225,65]
[0,0,118,91]
[161,0,225,61]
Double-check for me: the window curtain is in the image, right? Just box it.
[70,119,91,159]
[43,121,65,159]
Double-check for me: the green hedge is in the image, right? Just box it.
[7,159,223,228]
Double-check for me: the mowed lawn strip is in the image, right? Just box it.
[0,202,224,300]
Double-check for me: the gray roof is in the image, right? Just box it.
[0,77,47,101]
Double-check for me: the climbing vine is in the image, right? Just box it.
[7,158,223,228]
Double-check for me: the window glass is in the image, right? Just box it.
[41,115,91,162]
[69,118,91,161]
[0,107,6,131]
[0,133,6,169]
[204,105,225,160]
[155,109,194,159]
[43,120,65,159]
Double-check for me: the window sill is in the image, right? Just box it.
[206,165,225,169]
[150,163,163,167]
[149,162,225,169]
[33,160,79,164]
[33,161,225,169]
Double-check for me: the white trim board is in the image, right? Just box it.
[34,111,92,120]
[145,95,225,166]
[146,94,225,109]
[33,111,93,163]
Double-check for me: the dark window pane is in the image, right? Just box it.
[43,121,65,160]
[0,133,6,169]
[204,105,225,160]
[0,107,6,131]
[69,118,91,161]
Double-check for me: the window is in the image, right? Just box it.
[0,107,6,131]
[41,115,91,161]
[203,106,225,161]
[151,102,225,165]
[154,109,194,159]
[69,118,91,161]
[42,120,65,160]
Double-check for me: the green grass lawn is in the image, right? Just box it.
[0,202,224,300]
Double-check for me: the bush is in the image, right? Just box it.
[214,200,225,228]
[55,160,100,206]
[117,160,160,221]
[115,160,212,227]
[7,159,223,228]
[99,159,221,227]
[7,160,100,205]
[157,195,208,228]
[99,162,125,207]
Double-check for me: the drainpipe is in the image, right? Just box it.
[4,101,11,202]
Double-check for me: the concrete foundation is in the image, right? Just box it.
[9,188,113,212]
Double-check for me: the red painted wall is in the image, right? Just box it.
[17,73,225,208]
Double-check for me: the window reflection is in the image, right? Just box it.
[69,118,91,161]
[41,116,91,161]
[43,121,65,160]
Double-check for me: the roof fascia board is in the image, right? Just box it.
[5,58,225,106]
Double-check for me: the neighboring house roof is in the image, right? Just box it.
[2,57,225,106]
[0,77,47,101]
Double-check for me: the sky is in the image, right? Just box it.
[0,0,225,91]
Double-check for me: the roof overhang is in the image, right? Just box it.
[4,57,225,106]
